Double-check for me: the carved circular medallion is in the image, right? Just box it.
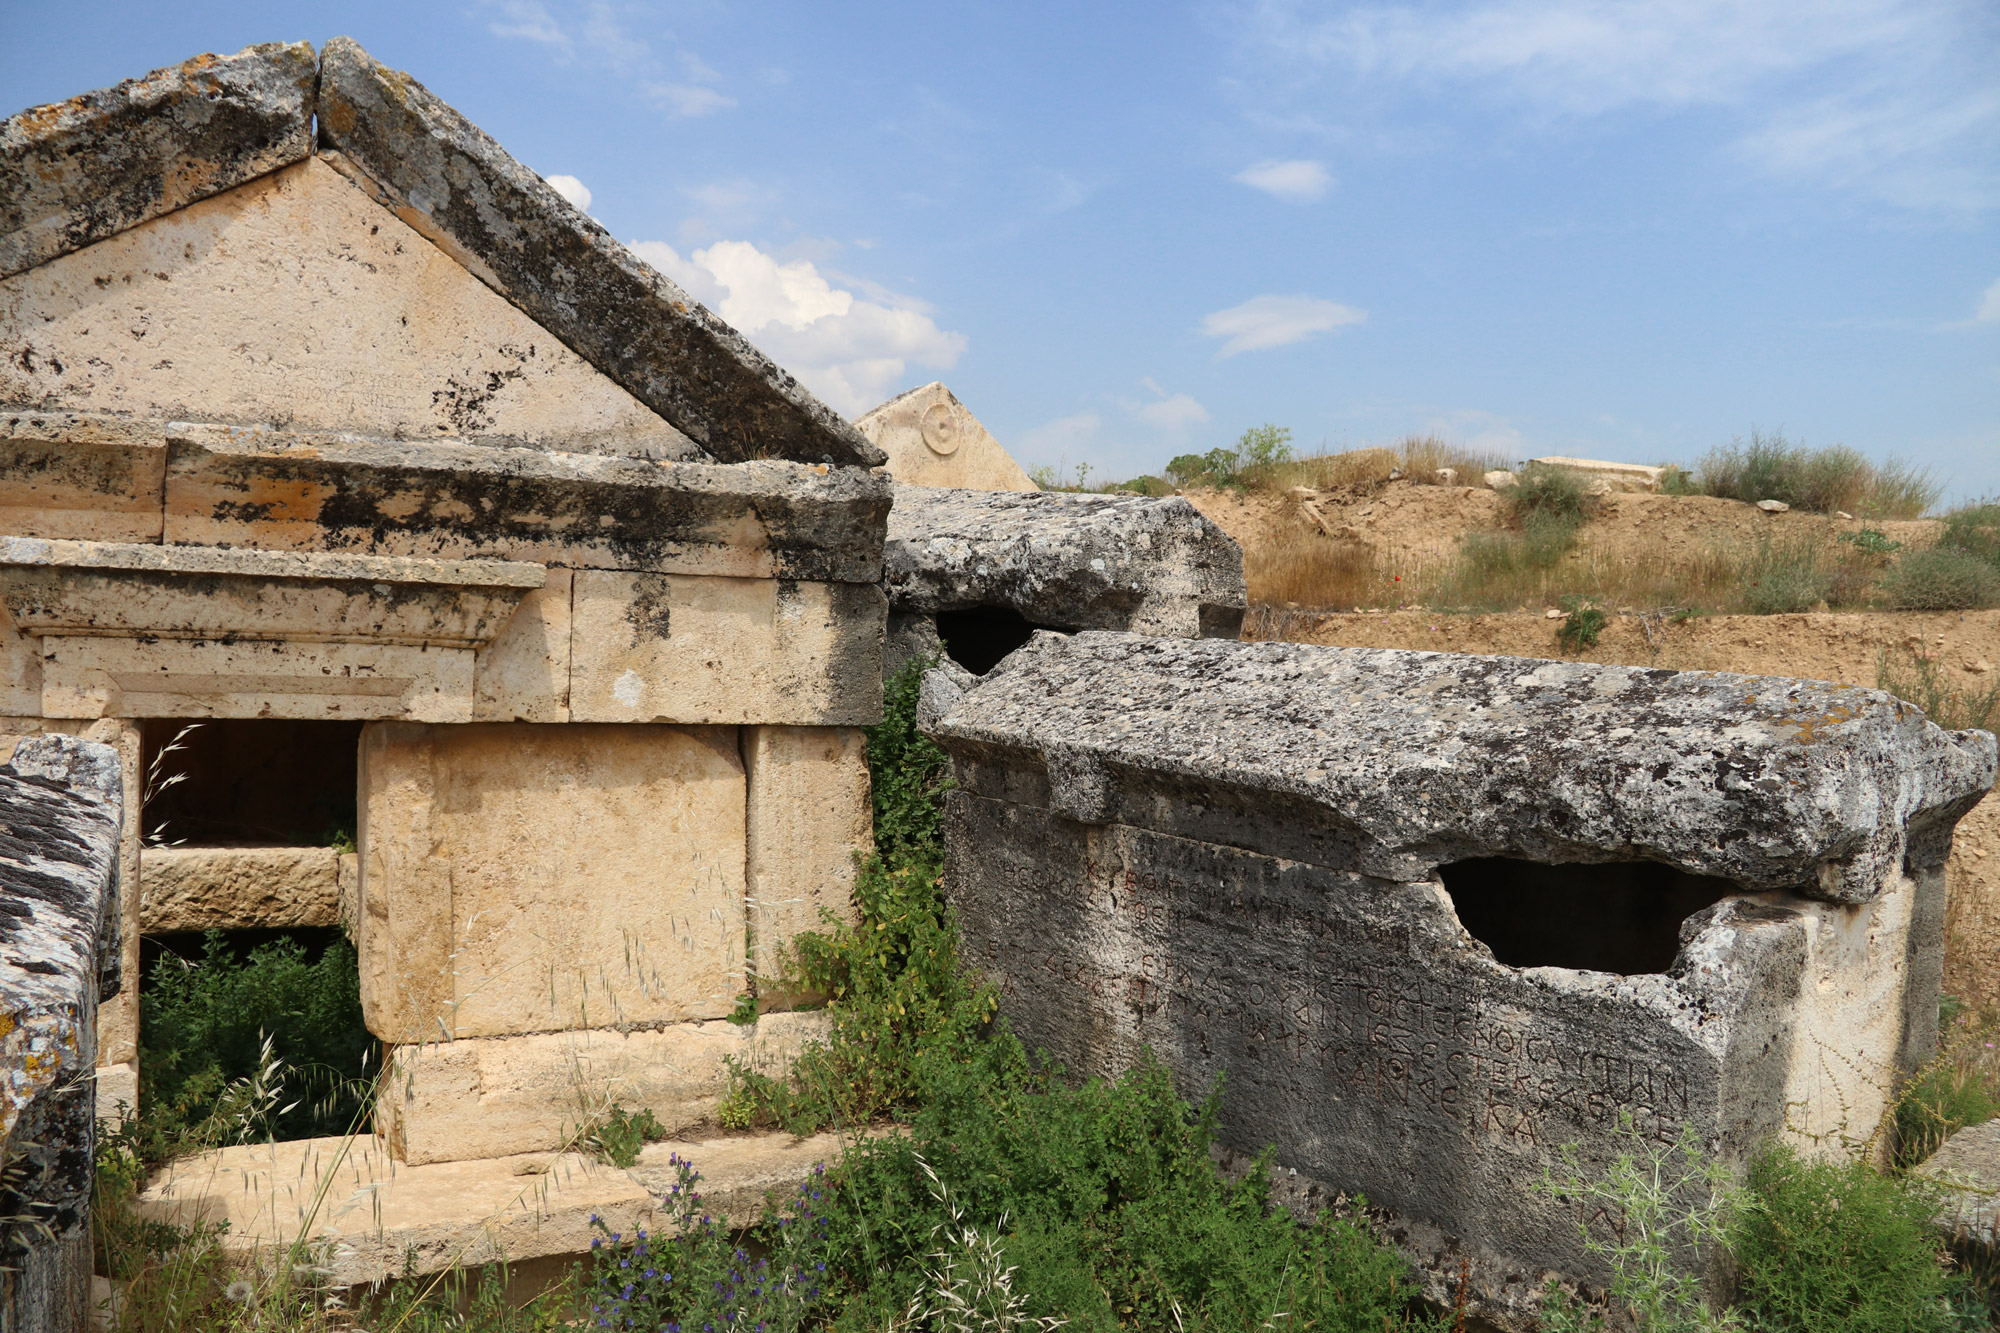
[920,402,962,456]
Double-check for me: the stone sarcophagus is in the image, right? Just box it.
[925,632,1998,1326]
[1,38,887,1168]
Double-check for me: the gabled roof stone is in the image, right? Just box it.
[0,39,885,471]
[0,42,315,280]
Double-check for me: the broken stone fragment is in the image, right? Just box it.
[0,42,316,278]
[1757,498,1791,513]
[1483,469,1518,489]
[0,733,123,1329]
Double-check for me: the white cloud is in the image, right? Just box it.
[1133,381,1211,432]
[629,239,965,415]
[1237,0,2000,211]
[1234,159,1333,201]
[1200,295,1366,357]
[544,174,592,211]
[1978,277,2000,323]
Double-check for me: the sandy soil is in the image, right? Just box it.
[1188,479,1942,591]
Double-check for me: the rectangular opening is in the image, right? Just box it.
[140,719,361,847]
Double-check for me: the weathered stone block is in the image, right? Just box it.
[0,42,316,278]
[358,722,749,1041]
[1,156,698,459]
[885,486,1246,641]
[0,718,142,1067]
[855,382,1037,491]
[926,633,1995,1323]
[0,733,122,1330]
[744,726,871,1004]
[569,572,884,726]
[0,412,166,542]
[140,844,342,931]
[376,1012,829,1164]
[160,421,890,581]
[473,568,572,723]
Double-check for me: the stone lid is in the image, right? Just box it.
[885,486,1245,630]
[0,40,882,471]
[925,632,1999,902]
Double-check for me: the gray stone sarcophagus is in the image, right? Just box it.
[925,632,1998,1326]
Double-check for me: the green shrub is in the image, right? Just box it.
[817,1055,1439,1332]
[585,1104,668,1169]
[1693,431,1937,517]
[1895,1056,2000,1171]
[1558,603,1609,653]
[1729,1143,1963,1332]
[1165,425,1293,488]
[723,655,994,1131]
[1880,547,2000,611]
[1725,532,1876,614]
[139,931,373,1155]
[1940,503,2000,568]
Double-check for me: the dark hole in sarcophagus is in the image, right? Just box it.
[936,606,1055,675]
[1438,856,1742,975]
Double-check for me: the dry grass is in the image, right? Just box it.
[1395,433,1516,486]
[1688,431,1939,518]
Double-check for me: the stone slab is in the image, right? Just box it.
[0,718,143,1066]
[93,1062,137,1125]
[569,572,884,726]
[377,1013,830,1164]
[0,411,166,542]
[744,726,871,1006]
[0,42,316,278]
[0,536,543,646]
[474,568,572,723]
[357,722,749,1041]
[317,39,880,470]
[0,734,123,1330]
[1,155,698,460]
[134,1127,850,1289]
[855,382,1037,491]
[926,633,1999,902]
[140,844,342,931]
[39,635,479,722]
[885,486,1246,638]
[1918,1117,2000,1242]
[158,420,890,582]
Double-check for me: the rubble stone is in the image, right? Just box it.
[0,43,316,278]
[925,632,1993,1322]
[0,733,123,1331]
[140,845,342,931]
[1918,1117,2000,1245]
[884,486,1246,646]
[316,38,882,470]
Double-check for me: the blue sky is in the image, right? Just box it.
[6,1,1997,500]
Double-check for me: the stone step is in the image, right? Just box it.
[135,1128,852,1288]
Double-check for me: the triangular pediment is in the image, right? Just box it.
[856,382,1038,491]
[0,156,695,457]
[0,39,884,469]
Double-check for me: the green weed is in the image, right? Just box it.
[1559,602,1610,653]
[586,1104,669,1169]
[138,931,374,1155]
[1878,646,2000,733]
[1730,1144,1965,1332]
